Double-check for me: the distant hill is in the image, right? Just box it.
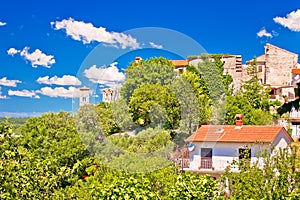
[0,117,29,129]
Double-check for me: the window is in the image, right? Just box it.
[257,65,263,72]
[178,68,183,74]
[201,148,212,157]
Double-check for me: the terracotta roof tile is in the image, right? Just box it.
[186,125,292,143]
[171,60,189,67]
[292,68,300,74]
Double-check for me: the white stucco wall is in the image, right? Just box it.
[189,142,272,171]
[271,129,293,154]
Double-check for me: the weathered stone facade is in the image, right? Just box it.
[102,86,120,103]
[264,43,298,86]
[173,43,299,97]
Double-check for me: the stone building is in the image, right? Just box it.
[102,86,120,103]
[79,87,90,107]
[245,43,299,102]
[246,43,298,87]
[187,55,243,91]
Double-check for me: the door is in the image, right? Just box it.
[200,148,212,169]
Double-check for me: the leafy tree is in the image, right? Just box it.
[0,112,93,199]
[168,173,220,199]
[197,58,226,103]
[181,65,211,126]
[242,57,270,110]
[121,57,177,103]
[222,146,300,199]
[213,55,234,95]
[197,58,227,124]
[95,102,121,135]
[225,57,274,125]
[129,83,180,129]
[225,95,273,125]
[0,118,13,138]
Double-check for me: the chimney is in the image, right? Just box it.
[235,114,243,127]
[135,57,142,63]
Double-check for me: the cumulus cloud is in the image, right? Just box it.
[257,28,273,38]
[37,86,81,98]
[0,77,22,87]
[8,89,40,99]
[7,47,55,68]
[7,48,20,56]
[0,21,6,26]
[52,18,140,49]
[274,9,300,31]
[149,42,163,49]
[37,75,81,86]
[84,62,125,87]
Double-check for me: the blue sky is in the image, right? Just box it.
[1,0,300,117]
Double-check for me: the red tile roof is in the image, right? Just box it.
[292,68,300,74]
[186,125,293,143]
[171,60,189,67]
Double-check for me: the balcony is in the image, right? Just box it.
[200,158,212,169]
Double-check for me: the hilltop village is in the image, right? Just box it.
[2,43,300,199]
[76,43,299,137]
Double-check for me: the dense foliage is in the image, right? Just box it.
[0,115,221,199]
[1,56,296,199]
[222,147,300,199]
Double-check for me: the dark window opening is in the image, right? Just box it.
[201,148,212,157]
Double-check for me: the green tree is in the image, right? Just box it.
[168,173,220,199]
[225,57,274,125]
[222,147,300,199]
[95,102,121,135]
[0,112,93,199]
[242,57,270,110]
[129,83,180,129]
[225,94,273,125]
[197,58,227,124]
[181,65,211,126]
[213,55,234,95]
[121,57,177,103]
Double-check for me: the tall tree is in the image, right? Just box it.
[128,83,180,129]
[121,57,177,103]
[241,57,270,110]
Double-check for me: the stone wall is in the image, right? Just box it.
[265,43,298,86]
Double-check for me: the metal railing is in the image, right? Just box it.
[200,159,212,169]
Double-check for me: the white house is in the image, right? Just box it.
[185,115,294,172]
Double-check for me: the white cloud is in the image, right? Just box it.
[84,62,125,87]
[52,18,140,49]
[37,75,81,86]
[257,28,273,38]
[149,42,163,49]
[0,87,7,99]
[7,46,55,68]
[37,86,81,98]
[7,47,20,56]
[0,21,6,26]
[274,9,300,32]
[8,89,40,99]
[0,77,22,87]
